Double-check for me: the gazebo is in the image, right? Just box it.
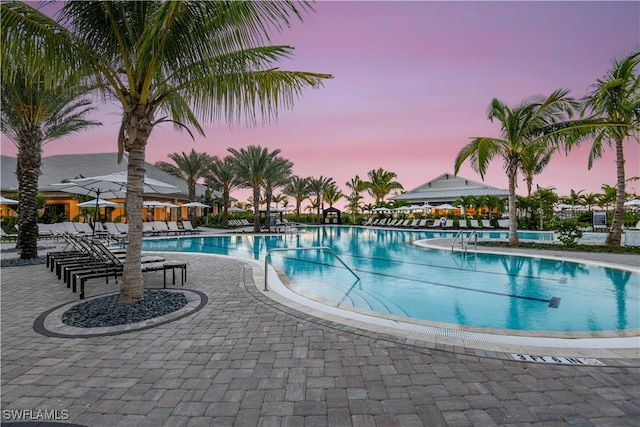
[323,207,342,225]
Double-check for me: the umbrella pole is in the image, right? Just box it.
[93,190,100,237]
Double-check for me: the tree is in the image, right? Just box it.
[453,195,477,217]
[262,156,293,231]
[228,145,282,232]
[454,90,577,245]
[307,176,335,223]
[345,175,366,222]
[521,145,555,196]
[282,176,311,222]
[2,1,331,303]
[363,168,404,205]
[1,63,99,259]
[568,51,640,246]
[323,183,344,208]
[205,156,241,228]
[155,149,216,223]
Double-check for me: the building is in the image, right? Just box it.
[1,153,223,221]
[390,172,509,215]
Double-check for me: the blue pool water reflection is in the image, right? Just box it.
[142,226,638,333]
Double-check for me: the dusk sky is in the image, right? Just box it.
[2,1,639,208]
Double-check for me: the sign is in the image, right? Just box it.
[593,211,607,229]
[511,354,605,366]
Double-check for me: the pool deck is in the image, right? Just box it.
[1,230,639,426]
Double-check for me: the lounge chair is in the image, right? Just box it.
[115,223,128,234]
[458,219,468,228]
[70,239,167,299]
[73,222,94,235]
[428,219,440,228]
[497,219,509,228]
[143,222,159,236]
[167,221,185,235]
[469,219,481,229]
[182,220,201,234]
[0,228,17,240]
[413,219,427,228]
[443,219,454,229]
[482,219,495,229]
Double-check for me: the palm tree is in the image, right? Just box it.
[228,145,282,232]
[521,145,555,196]
[205,156,241,228]
[345,175,366,222]
[568,51,640,246]
[2,1,330,303]
[363,168,404,205]
[581,192,600,212]
[323,184,344,208]
[1,63,99,260]
[454,90,577,245]
[155,149,216,222]
[282,176,311,222]
[262,156,293,231]
[307,176,335,223]
[453,195,477,217]
[598,184,617,212]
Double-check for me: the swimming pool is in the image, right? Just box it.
[142,226,639,334]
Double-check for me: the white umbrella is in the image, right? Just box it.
[227,206,246,212]
[624,199,640,207]
[0,196,19,205]
[182,201,209,208]
[435,203,456,210]
[53,172,178,235]
[77,198,123,208]
[372,207,391,212]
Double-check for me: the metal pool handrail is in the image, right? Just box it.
[264,246,360,291]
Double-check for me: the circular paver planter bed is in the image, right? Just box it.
[62,289,188,328]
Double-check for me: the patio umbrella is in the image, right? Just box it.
[53,172,178,235]
[624,199,640,207]
[76,199,123,208]
[0,196,19,205]
[435,203,456,210]
[182,201,209,208]
[372,207,391,212]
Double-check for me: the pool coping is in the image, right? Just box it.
[239,249,640,360]
[143,231,640,359]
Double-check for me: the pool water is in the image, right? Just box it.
[142,226,639,333]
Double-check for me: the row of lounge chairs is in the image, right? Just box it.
[141,220,201,236]
[32,220,201,240]
[363,218,508,229]
[46,233,170,299]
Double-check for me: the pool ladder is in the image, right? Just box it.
[264,246,360,291]
[451,230,478,254]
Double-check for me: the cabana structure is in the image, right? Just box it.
[323,207,342,224]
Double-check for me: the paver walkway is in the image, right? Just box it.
[1,241,639,426]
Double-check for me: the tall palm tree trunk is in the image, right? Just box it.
[222,192,230,228]
[16,130,42,259]
[119,104,153,304]
[605,137,625,247]
[507,163,519,246]
[252,186,261,232]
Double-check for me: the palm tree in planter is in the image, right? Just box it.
[156,149,216,223]
[205,156,242,229]
[2,1,331,303]
[455,90,577,245]
[1,63,99,259]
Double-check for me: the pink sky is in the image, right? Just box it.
[2,1,639,209]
